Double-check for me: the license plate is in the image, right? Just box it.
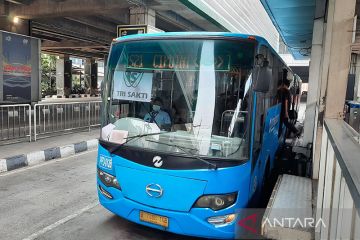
[140,211,169,228]
[99,155,112,170]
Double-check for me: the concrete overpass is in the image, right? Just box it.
[0,0,230,97]
[0,0,224,59]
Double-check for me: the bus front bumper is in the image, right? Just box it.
[97,182,236,239]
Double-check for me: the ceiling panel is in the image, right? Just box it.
[260,0,316,60]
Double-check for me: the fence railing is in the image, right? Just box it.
[315,119,360,239]
[0,104,32,144]
[33,101,101,141]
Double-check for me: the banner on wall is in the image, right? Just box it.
[2,32,32,102]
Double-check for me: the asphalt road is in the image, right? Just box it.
[0,150,195,240]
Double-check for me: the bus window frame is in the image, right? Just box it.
[102,36,259,162]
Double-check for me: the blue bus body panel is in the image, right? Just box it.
[114,32,270,48]
[248,99,281,204]
[248,92,258,199]
[262,104,281,170]
[256,104,281,198]
[97,144,252,239]
[98,145,252,196]
[98,186,236,239]
[115,31,265,40]
[115,165,207,212]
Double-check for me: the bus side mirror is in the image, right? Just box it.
[253,61,271,93]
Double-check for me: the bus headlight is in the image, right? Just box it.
[97,168,121,190]
[208,214,236,226]
[194,193,237,211]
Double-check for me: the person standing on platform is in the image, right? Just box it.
[277,79,300,137]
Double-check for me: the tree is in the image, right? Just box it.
[41,54,57,97]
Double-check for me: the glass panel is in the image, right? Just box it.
[101,39,255,160]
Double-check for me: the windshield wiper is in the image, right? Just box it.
[145,139,217,170]
[109,131,169,154]
[226,127,248,157]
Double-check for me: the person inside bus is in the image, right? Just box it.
[144,97,171,130]
[277,78,300,137]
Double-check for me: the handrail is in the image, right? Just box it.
[0,104,32,143]
[324,119,360,212]
[316,118,360,239]
[0,104,32,107]
[33,101,101,141]
[1,101,101,143]
[35,100,101,106]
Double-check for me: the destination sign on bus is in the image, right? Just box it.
[125,53,231,71]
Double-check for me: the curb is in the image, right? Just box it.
[0,139,98,173]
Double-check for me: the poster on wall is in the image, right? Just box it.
[2,32,32,102]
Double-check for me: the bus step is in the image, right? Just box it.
[262,174,314,240]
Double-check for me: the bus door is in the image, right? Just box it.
[249,91,266,204]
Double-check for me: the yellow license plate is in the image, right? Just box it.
[140,211,169,228]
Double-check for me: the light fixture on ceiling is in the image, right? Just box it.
[13,16,20,24]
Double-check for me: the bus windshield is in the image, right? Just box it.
[101,38,255,160]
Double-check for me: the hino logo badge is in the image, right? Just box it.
[146,183,163,198]
[153,156,163,167]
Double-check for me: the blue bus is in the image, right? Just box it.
[97,32,294,239]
